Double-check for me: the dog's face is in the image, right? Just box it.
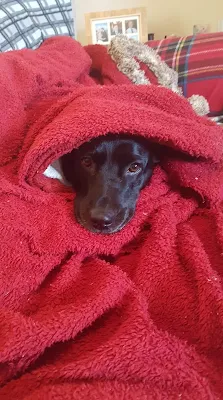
[61,134,157,234]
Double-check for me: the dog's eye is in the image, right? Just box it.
[81,156,93,168]
[128,163,141,173]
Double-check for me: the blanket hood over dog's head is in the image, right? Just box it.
[3,39,223,398]
[18,84,223,254]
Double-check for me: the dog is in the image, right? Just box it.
[60,134,158,234]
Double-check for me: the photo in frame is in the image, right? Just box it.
[193,24,209,35]
[85,8,147,45]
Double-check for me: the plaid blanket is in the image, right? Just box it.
[148,33,223,117]
[0,0,74,52]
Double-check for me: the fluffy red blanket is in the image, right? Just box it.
[1,37,223,399]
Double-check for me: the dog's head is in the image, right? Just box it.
[61,134,158,234]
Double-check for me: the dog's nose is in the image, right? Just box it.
[90,208,113,230]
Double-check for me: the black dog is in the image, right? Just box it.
[61,134,157,234]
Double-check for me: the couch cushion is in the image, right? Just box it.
[147,33,223,116]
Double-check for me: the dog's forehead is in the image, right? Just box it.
[80,136,150,159]
[113,140,147,154]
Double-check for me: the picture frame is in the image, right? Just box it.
[85,8,147,46]
[193,24,209,35]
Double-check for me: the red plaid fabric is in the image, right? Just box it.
[147,33,223,116]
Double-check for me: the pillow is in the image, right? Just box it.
[0,0,74,52]
[147,33,223,116]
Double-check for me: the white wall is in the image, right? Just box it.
[73,0,223,45]
[73,0,148,44]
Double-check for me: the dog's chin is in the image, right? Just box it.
[75,206,134,235]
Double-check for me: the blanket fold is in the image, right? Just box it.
[0,37,223,399]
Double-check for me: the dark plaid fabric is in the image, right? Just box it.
[147,33,223,116]
[0,0,74,52]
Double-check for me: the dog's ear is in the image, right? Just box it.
[138,137,160,165]
[152,154,160,164]
[147,142,164,165]
[146,143,160,165]
[60,149,78,186]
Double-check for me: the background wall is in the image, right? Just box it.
[73,0,223,45]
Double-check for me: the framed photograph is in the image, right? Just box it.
[85,8,147,45]
[92,21,109,44]
[125,18,138,34]
[110,21,123,36]
[193,24,209,35]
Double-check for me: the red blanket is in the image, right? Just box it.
[1,37,223,399]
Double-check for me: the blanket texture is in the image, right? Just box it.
[1,37,223,399]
